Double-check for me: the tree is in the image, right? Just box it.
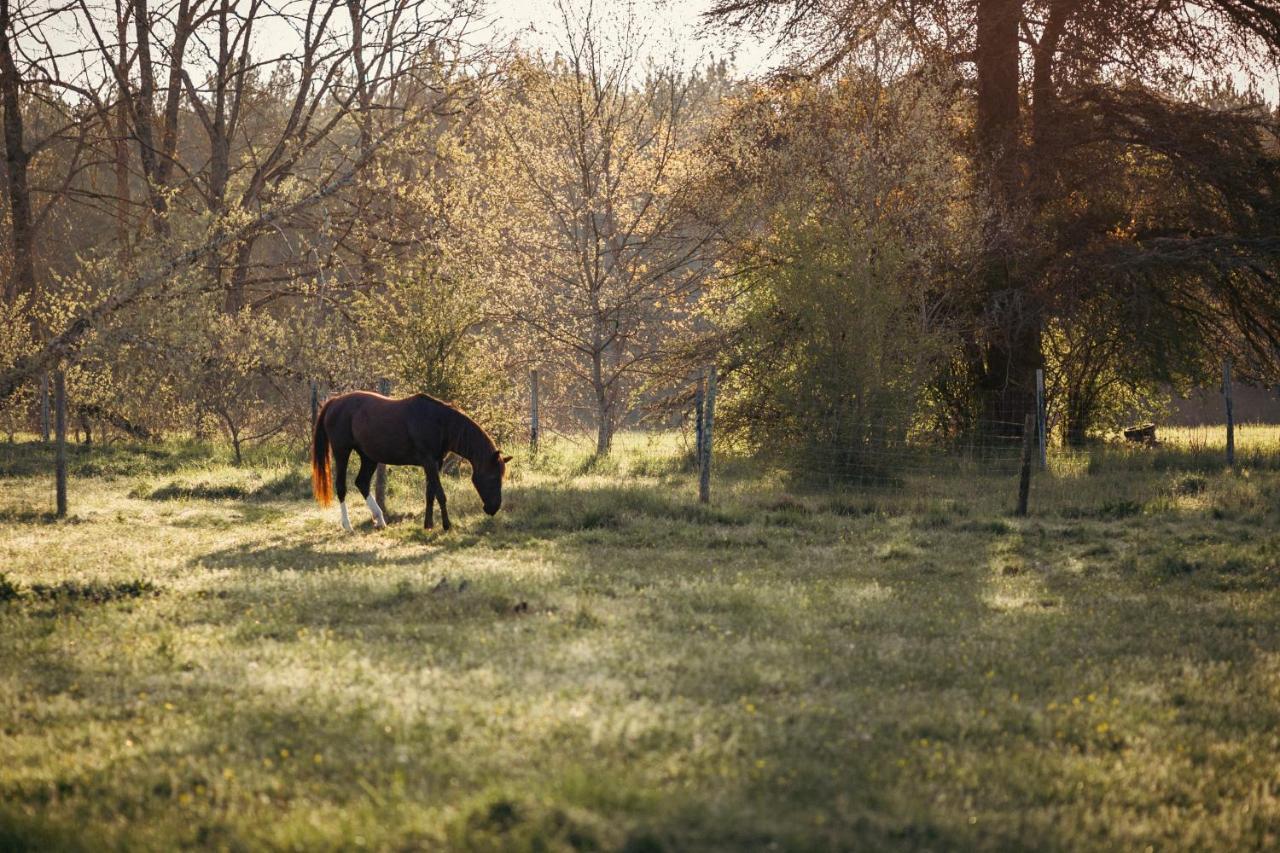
[485,0,718,455]
[706,0,1280,433]
[0,0,33,304]
[699,67,969,465]
[0,0,491,455]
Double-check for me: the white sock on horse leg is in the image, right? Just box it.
[340,501,353,532]
[365,493,386,528]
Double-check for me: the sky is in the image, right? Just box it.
[32,0,1277,102]
[482,0,779,75]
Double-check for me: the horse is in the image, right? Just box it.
[311,391,511,532]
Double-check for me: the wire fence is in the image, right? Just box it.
[743,425,1280,517]
[682,371,1280,516]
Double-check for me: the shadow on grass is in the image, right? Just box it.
[8,437,1280,850]
[141,470,310,502]
[0,506,66,525]
[0,438,213,479]
[9,487,1280,850]
[195,534,447,573]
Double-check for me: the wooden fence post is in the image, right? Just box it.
[1016,413,1034,517]
[699,365,716,504]
[375,378,390,515]
[1035,368,1047,469]
[40,372,50,442]
[54,370,67,518]
[310,380,319,428]
[529,369,540,454]
[1223,358,1235,467]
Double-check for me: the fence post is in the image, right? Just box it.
[54,370,67,518]
[40,372,50,443]
[1035,368,1046,469]
[1016,413,1034,517]
[699,365,716,504]
[375,378,390,515]
[529,369,540,454]
[310,380,319,427]
[694,374,705,462]
[1223,358,1235,467]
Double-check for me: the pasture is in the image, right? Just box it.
[2,431,1279,851]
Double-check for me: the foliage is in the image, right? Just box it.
[704,70,969,466]
[705,0,1280,433]
[478,7,726,454]
[0,295,34,439]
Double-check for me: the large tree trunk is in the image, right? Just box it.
[0,0,35,304]
[972,0,1041,434]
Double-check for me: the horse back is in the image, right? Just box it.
[324,391,447,465]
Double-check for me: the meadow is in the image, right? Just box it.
[1,429,1278,851]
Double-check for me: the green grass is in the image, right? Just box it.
[1,432,1278,850]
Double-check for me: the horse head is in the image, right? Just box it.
[472,450,511,515]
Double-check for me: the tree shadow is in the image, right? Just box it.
[194,534,445,573]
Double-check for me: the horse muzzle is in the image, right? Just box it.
[484,501,501,516]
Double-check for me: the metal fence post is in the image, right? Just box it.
[54,370,67,518]
[310,380,319,428]
[1035,368,1046,469]
[375,378,390,515]
[1223,358,1235,467]
[699,365,716,504]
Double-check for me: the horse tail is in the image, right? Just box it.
[311,401,333,507]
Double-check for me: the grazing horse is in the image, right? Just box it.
[311,391,510,532]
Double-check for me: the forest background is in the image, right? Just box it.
[1,0,1279,464]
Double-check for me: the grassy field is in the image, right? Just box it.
[1,430,1278,851]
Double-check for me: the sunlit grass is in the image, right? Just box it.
[1160,423,1280,451]
[1,431,1278,850]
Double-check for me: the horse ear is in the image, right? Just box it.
[501,454,513,464]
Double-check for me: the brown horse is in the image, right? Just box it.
[311,391,510,531]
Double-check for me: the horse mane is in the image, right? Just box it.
[415,394,498,463]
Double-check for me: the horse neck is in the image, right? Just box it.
[449,410,496,466]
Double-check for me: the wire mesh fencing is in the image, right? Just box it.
[772,426,1280,517]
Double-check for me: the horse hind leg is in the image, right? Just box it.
[354,452,387,529]
[333,446,354,533]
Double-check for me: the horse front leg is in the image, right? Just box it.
[423,466,435,529]
[425,460,450,531]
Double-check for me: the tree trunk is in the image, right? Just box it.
[596,406,611,456]
[0,0,35,304]
[224,236,256,312]
[973,0,1040,435]
[1064,396,1090,447]
[131,0,169,228]
[592,351,611,456]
